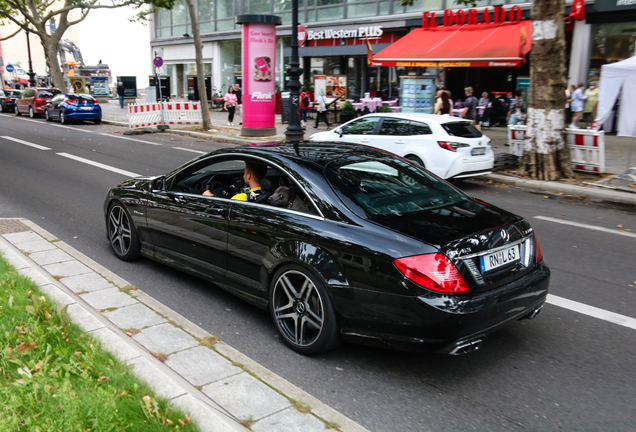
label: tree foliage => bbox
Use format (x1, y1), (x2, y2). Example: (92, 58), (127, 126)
(0, 0), (175, 87)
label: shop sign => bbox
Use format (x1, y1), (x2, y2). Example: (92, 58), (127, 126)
(307, 26), (383, 41)
(422, 6), (523, 29)
(593, 0), (636, 12)
(298, 24), (308, 47)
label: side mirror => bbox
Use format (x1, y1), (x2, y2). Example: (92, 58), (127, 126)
(338, 129), (344, 138)
(151, 176), (166, 192)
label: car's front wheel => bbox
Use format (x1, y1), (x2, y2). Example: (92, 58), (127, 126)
(45, 110), (52, 121)
(0, 103), (4, 113)
(269, 265), (340, 355)
(107, 202), (141, 261)
(60, 112), (67, 124)
(29, 106), (35, 118)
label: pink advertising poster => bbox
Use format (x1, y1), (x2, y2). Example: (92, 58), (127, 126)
(242, 22), (277, 130)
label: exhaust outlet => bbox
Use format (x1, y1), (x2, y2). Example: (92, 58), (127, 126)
(525, 305), (543, 320)
(449, 339), (482, 355)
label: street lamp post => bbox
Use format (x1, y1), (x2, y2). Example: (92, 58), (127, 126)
(25, 28), (37, 88)
(284, 0), (304, 141)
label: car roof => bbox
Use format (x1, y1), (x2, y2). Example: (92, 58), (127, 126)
(209, 141), (394, 170)
(355, 113), (472, 125)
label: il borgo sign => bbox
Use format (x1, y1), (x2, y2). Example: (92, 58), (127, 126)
(422, 6), (523, 28)
(307, 26), (383, 40)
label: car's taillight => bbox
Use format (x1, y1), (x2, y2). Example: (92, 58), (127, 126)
(4, 98), (10, 102)
(437, 141), (470, 152)
(35, 98), (45, 105)
(394, 253), (470, 294)
(93, 100), (99, 104)
(534, 232), (543, 263)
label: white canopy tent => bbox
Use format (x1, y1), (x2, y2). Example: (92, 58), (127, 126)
(595, 56), (636, 137)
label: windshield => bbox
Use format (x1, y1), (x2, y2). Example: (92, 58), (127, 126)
(442, 122), (482, 138)
(325, 156), (468, 219)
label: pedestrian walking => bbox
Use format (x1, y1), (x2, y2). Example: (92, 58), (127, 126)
(583, 81), (599, 128)
(299, 86), (311, 129)
(507, 90), (526, 125)
(434, 92), (451, 115)
(565, 84), (575, 124)
(461, 87), (478, 123)
(224, 86), (238, 125)
(570, 82), (588, 129)
(314, 91), (331, 130)
(116, 82), (126, 109)
(233, 83), (242, 125)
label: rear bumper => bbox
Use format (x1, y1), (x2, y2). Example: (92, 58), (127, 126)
(65, 109), (102, 120)
(331, 262), (550, 353)
(444, 149), (495, 179)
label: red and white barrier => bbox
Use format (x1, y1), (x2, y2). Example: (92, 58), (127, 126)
(128, 101), (202, 129)
(162, 101), (202, 126)
(128, 102), (162, 129)
(507, 125), (605, 174)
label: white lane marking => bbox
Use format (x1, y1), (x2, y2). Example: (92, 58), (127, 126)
(99, 133), (162, 146)
(535, 216), (636, 239)
(173, 147), (206, 154)
(547, 294), (636, 331)
(1, 135), (51, 150)
(56, 152), (140, 177)
(47, 123), (95, 133)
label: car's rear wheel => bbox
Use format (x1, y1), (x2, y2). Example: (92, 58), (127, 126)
(60, 112), (67, 124)
(29, 106), (35, 118)
(94, 118), (101, 125)
(0, 103), (4, 113)
(107, 202), (141, 261)
(45, 110), (52, 121)
(406, 155), (424, 167)
(15, 105), (21, 116)
(269, 265), (340, 355)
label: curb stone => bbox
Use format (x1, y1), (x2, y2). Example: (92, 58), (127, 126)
(0, 218), (370, 432)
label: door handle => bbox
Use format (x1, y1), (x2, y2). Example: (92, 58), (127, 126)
(206, 206), (223, 215)
(395, 140), (405, 144)
(172, 195), (186, 204)
(360, 139), (370, 143)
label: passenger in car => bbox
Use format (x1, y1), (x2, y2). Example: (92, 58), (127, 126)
(203, 161), (267, 202)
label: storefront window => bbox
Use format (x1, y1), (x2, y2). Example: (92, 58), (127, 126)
(379, 0), (389, 15)
(185, 63), (212, 76)
(220, 40), (241, 91)
(347, 1), (377, 18)
(250, 0), (270, 14)
(590, 22), (636, 80)
(399, 0), (442, 13)
(273, 0), (291, 12)
(217, 20), (235, 31)
(318, 6), (344, 20)
(172, 0), (188, 25)
(217, 0), (234, 19)
(198, 0), (214, 23)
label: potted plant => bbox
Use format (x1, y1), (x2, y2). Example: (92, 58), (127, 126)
(379, 103), (392, 113)
(340, 100), (356, 123)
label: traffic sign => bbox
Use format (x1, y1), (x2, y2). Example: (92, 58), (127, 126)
(153, 57), (163, 68)
(6, 64), (15, 73)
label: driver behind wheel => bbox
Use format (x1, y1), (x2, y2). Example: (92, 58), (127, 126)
(203, 161), (267, 202)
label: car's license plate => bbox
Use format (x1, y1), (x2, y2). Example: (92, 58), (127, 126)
(80, 107), (92, 110)
(480, 245), (520, 272)
(471, 147), (486, 156)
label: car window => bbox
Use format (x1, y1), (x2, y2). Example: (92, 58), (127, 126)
(0, 91), (4, 97)
(9, 90), (22, 97)
(52, 94), (65, 103)
(378, 118), (410, 136)
(325, 157), (467, 218)
(38, 89), (61, 99)
(442, 122), (482, 138)
(22, 89), (34, 98)
(410, 121), (432, 135)
(341, 117), (380, 135)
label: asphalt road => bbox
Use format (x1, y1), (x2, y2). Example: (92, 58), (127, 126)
(1, 113), (635, 432)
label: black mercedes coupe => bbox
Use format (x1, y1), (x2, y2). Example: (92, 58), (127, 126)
(104, 142), (549, 355)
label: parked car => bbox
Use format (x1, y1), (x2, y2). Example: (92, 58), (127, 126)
(104, 142), (549, 355)
(309, 113), (494, 180)
(0, 89), (22, 113)
(15, 87), (61, 117)
(45, 93), (102, 124)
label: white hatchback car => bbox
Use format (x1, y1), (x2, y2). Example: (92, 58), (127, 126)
(309, 113), (494, 179)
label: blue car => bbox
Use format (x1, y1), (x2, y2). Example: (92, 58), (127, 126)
(45, 93), (102, 124)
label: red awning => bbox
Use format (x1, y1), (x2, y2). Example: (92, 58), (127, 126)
(372, 21), (532, 67)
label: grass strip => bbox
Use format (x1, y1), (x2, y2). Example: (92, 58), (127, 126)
(0, 253), (200, 431)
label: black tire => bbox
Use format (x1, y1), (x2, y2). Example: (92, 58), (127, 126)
(0, 103), (4, 113)
(107, 202), (141, 261)
(94, 118), (101, 125)
(269, 264), (340, 355)
(60, 112), (67, 124)
(45, 109), (52, 121)
(406, 155), (424, 167)
(29, 106), (35, 118)
(15, 105), (21, 116)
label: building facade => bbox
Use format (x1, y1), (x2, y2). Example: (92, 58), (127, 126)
(149, 0), (636, 101)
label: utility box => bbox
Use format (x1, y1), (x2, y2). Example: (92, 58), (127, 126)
(145, 86), (157, 103)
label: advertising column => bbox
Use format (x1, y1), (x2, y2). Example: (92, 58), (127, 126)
(236, 15), (282, 137)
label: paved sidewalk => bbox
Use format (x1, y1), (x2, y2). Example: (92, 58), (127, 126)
(0, 218), (369, 432)
(100, 99), (636, 206)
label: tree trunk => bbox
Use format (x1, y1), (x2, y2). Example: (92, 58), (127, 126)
(185, 0), (212, 130)
(521, 0), (574, 180)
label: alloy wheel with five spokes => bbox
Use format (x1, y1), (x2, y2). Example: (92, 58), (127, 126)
(270, 266), (339, 354)
(107, 203), (140, 260)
